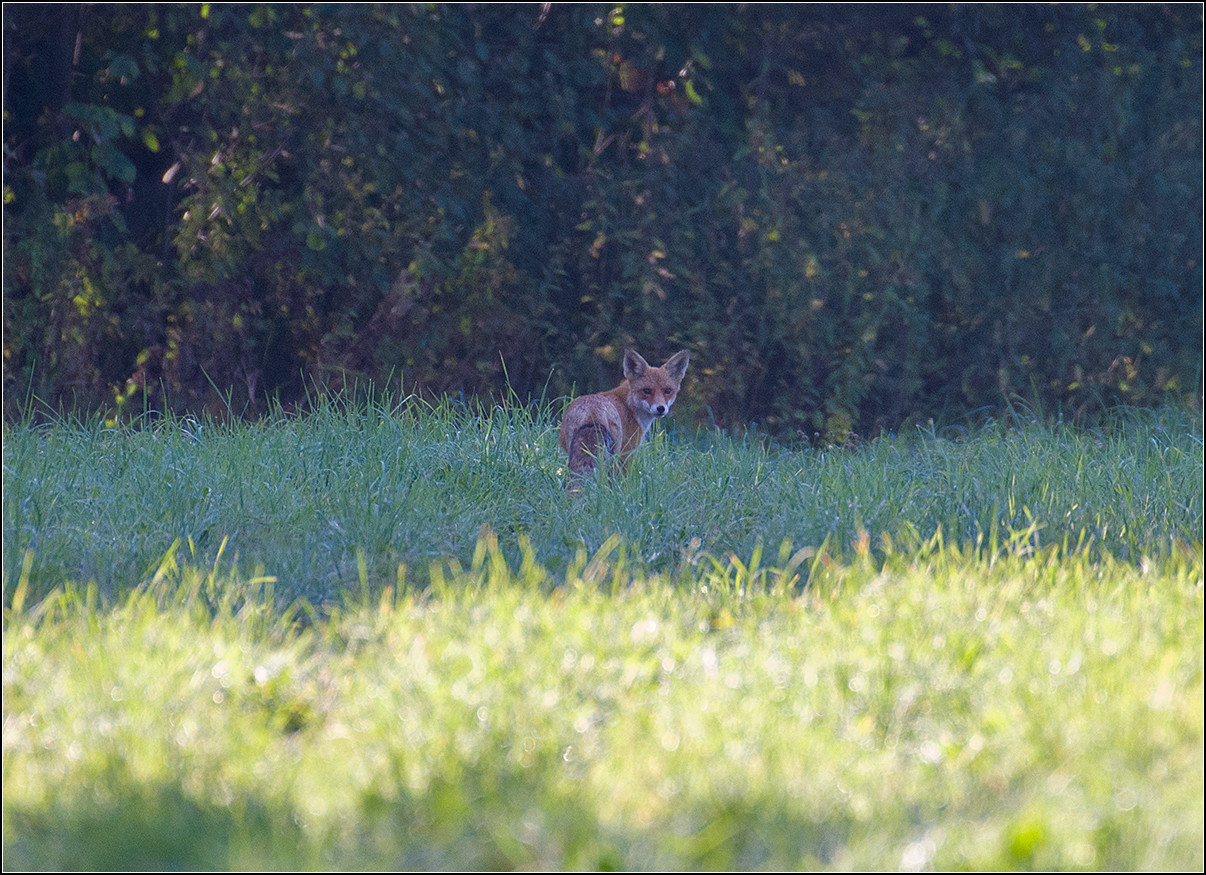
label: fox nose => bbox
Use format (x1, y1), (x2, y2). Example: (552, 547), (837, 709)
(653, 405), (666, 416)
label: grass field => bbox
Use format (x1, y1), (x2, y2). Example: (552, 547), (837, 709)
(3, 398), (1203, 869)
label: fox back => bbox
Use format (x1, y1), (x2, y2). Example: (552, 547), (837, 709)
(559, 348), (689, 487)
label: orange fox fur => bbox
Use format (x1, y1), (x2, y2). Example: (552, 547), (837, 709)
(559, 348), (690, 488)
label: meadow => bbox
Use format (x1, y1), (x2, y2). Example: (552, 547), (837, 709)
(3, 398), (1202, 869)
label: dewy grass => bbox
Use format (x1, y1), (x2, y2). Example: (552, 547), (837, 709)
(3, 534), (1201, 870)
(2, 399), (1200, 607)
(2, 400), (1203, 868)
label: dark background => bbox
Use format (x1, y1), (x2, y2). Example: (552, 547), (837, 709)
(3, 3), (1201, 438)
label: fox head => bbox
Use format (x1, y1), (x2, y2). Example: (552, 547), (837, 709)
(623, 348), (690, 422)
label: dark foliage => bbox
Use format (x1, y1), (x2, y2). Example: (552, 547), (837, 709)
(4, 3), (1201, 435)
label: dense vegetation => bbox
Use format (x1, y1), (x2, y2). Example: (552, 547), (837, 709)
(5, 540), (1201, 870)
(3, 406), (1202, 869)
(4, 4), (1201, 436)
(3, 398), (1200, 608)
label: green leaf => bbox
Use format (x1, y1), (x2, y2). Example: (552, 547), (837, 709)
(95, 142), (136, 184)
(63, 102), (97, 123)
(109, 53), (140, 81)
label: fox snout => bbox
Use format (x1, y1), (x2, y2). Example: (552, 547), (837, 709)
(636, 396), (674, 419)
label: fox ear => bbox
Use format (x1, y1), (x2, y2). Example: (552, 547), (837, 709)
(623, 349), (650, 380)
(663, 349), (690, 381)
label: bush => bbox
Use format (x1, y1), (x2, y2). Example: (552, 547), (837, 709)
(4, 4), (1201, 434)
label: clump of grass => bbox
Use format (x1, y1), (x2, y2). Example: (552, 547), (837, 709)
(4, 533), (1201, 869)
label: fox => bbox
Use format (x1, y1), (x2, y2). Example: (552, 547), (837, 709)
(559, 348), (690, 490)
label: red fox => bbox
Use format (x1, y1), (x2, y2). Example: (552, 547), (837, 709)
(559, 348), (690, 489)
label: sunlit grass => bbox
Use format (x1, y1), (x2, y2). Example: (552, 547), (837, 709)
(3, 533), (1201, 869)
(2, 400), (1203, 868)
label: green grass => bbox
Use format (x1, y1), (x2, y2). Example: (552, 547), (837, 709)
(2, 399), (1203, 869)
(3, 397), (1200, 606)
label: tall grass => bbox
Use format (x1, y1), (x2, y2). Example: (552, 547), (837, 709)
(3, 395), (1201, 607)
(3, 532), (1201, 869)
(2, 399), (1202, 869)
